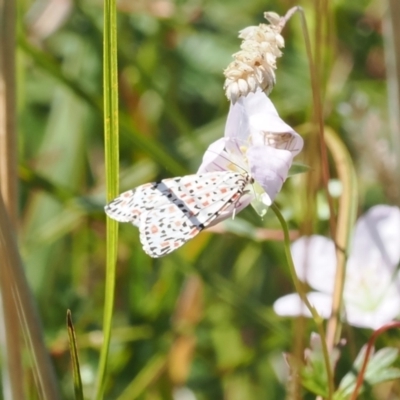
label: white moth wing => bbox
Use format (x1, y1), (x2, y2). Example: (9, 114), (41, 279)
(138, 172), (251, 257)
(104, 178), (187, 226)
(105, 171), (252, 257)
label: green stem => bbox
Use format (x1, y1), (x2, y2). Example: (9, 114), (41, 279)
(94, 0), (119, 398)
(271, 203), (334, 400)
(297, 7), (337, 239)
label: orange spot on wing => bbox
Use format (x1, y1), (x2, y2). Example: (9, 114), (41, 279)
(151, 225), (159, 234)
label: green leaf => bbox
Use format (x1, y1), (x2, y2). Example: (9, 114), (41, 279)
(67, 310), (84, 400)
(288, 162), (311, 176)
(365, 347), (399, 374)
(336, 347), (400, 399)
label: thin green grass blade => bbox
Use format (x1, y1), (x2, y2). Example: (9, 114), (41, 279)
(94, 1), (119, 398)
(67, 310), (84, 400)
(324, 127), (358, 348)
(116, 353), (167, 400)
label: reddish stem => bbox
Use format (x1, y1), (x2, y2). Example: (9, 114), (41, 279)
(350, 322), (400, 400)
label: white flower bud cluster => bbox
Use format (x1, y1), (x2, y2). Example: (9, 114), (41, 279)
(224, 12), (285, 103)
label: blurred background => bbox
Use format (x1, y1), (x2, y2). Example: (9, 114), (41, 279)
(1, 0), (400, 398)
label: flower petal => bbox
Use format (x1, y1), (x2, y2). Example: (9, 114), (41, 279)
(343, 269), (400, 329)
(273, 292), (333, 319)
(197, 138), (250, 174)
(350, 205), (400, 274)
(225, 89), (303, 156)
(197, 138), (229, 173)
(247, 145), (292, 201)
(291, 236), (337, 294)
(224, 97), (250, 142)
(344, 283), (400, 329)
(225, 90), (284, 134)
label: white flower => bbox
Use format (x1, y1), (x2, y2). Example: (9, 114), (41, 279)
(273, 205), (400, 329)
(173, 387), (197, 400)
(198, 89), (303, 220)
(224, 12), (286, 103)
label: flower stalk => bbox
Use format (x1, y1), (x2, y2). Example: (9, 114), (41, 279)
(223, 7), (299, 103)
(271, 203), (334, 400)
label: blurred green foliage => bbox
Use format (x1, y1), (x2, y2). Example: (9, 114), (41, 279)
(8, 0), (400, 398)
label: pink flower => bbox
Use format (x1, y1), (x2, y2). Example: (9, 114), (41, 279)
(273, 205), (400, 329)
(198, 89), (303, 220)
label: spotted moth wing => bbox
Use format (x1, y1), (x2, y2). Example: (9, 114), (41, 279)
(104, 181), (175, 226)
(105, 172), (247, 225)
(138, 172), (251, 257)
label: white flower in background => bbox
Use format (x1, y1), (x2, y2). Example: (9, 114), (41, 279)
(173, 387), (197, 400)
(198, 89), (303, 221)
(224, 12), (286, 103)
(273, 205), (400, 329)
